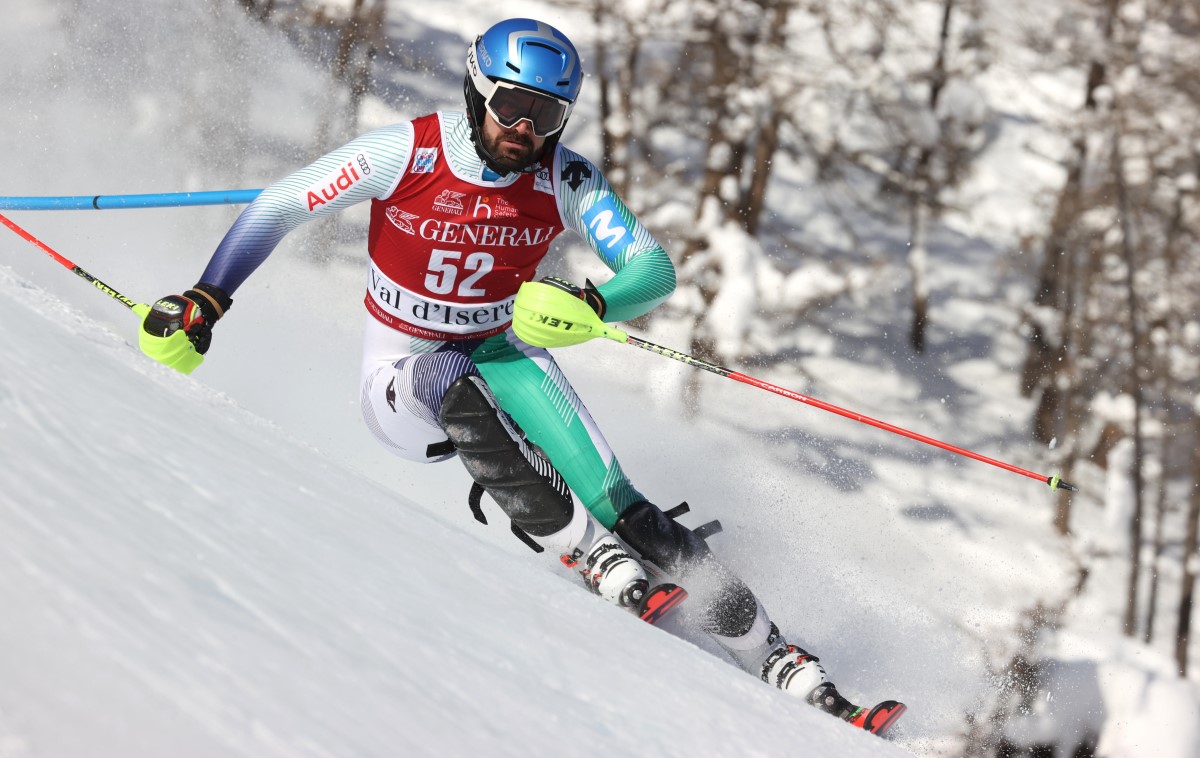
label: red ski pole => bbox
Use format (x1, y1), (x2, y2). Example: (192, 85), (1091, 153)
(0, 211), (143, 312)
(513, 281), (1079, 493)
(623, 335), (1077, 492)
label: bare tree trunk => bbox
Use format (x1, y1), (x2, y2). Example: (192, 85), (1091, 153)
(1143, 452), (1166, 644)
(1157, 185), (1196, 673)
(744, 108), (781, 238)
(907, 0), (954, 353)
(1021, 149), (1083, 405)
(681, 6), (749, 373)
(1022, 0), (1119, 415)
(1113, 131), (1148, 639)
(1027, 0), (1123, 541)
(583, 0), (645, 199)
(1144, 212), (1180, 645)
(1178, 424), (1200, 674)
(742, 1), (790, 238)
(1051, 280), (1085, 537)
(593, 1), (617, 178)
(909, 200), (930, 353)
(680, 1), (793, 371)
(611, 36), (641, 202)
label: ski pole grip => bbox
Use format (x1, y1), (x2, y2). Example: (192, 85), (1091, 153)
(512, 281), (629, 347)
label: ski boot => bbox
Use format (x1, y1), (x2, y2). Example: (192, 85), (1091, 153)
(560, 517), (688, 624)
(752, 623), (907, 737)
(562, 530), (649, 607)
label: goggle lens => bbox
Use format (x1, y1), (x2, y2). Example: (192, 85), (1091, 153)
(485, 83), (569, 137)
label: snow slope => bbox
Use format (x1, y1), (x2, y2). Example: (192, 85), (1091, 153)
(0, 267), (912, 757)
(3, 1), (1199, 756)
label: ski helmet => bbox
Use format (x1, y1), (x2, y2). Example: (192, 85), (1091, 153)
(464, 18), (583, 174)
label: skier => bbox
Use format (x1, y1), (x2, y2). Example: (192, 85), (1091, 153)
(138, 17), (903, 735)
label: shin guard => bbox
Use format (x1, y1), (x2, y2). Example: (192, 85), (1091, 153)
(439, 375), (574, 538)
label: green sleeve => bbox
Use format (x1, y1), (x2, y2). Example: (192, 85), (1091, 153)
(553, 146), (677, 323)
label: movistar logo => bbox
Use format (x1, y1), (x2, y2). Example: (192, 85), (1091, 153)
(587, 210), (627, 250)
(581, 195), (634, 265)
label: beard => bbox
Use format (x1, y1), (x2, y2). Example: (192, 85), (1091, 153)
(481, 127), (543, 173)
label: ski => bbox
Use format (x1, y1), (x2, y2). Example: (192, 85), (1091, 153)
(638, 583), (687, 625)
(848, 699), (907, 737)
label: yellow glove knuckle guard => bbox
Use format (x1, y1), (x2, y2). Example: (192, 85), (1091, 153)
(512, 281), (627, 348)
(139, 323), (204, 375)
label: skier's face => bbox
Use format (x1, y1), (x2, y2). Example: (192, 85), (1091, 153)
(480, 113), (546, 173)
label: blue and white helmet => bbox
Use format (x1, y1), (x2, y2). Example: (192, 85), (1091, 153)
(464, 18), (583, 173)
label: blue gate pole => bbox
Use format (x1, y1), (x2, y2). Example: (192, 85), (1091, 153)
(0, 189), (263, 211)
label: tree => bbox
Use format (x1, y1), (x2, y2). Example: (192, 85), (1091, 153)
(799, 0), (992, 353)
(582, 0), (996, 374)
(1018, 0), (1200, 654)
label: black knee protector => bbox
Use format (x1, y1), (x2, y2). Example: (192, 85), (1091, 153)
(614, 500), (759, 637)
(439, 375), (573, 538)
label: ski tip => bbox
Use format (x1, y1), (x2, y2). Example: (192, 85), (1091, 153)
(863, 700), (907, 737)
(638, 583), (687, 625)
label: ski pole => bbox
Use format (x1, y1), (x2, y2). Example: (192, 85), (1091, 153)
(621, 335), (1077, 491)
(0, 189), (263, 211)
(512, 281), (1079, 493)
(0, 211), (143, 312)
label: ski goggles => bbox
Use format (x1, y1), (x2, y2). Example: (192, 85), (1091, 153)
(484, 81), (571, 137)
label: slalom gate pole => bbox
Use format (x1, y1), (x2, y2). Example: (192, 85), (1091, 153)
(0, 189), (263, 211)
(623, 334), (1077, 492)
(0, 211), (142, 312)
(511, 281), (1079, 493)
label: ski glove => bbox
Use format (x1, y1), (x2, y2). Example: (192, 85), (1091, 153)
(540, 276), (606, 319)
(137, 283), (232, 375)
